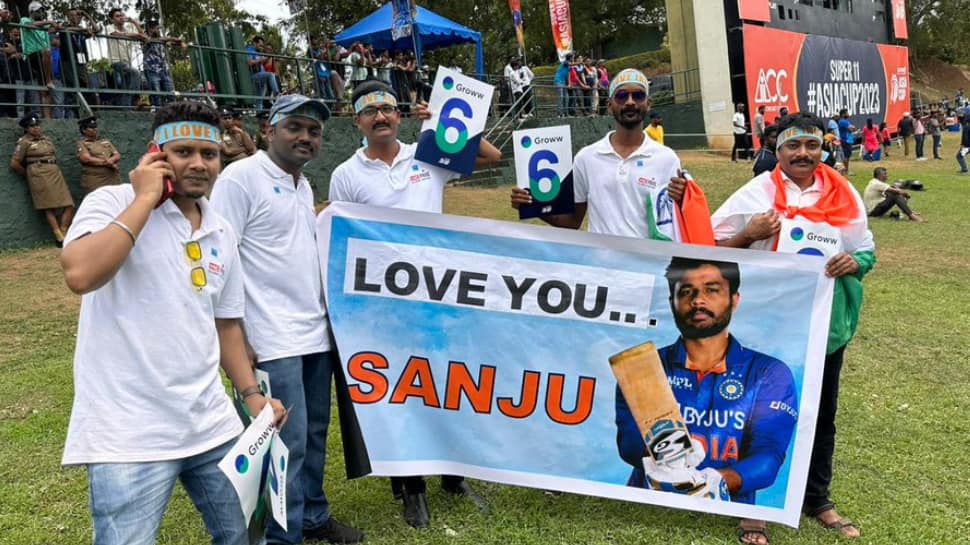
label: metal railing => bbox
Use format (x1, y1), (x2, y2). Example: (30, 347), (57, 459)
(0, 23), (701, 120)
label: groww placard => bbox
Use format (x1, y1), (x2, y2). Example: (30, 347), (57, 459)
(415, 67), (494, 176)
(513, 126), (574, 219)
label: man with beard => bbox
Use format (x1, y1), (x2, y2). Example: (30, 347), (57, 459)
(328, 79), (500, 529)
(59, 100), (286, 545)
(210, 95), (364, 545)
(510, 68), (713, 245)
(615, 256), (798, 508)
(712, 112), (872, 542)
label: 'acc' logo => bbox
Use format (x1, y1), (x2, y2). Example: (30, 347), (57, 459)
(754, 68), (789, 104)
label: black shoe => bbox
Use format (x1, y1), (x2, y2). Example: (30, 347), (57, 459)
(442, 480), (489, 512)
(304, 517), (365, 544)
(402, 492), (430, 529)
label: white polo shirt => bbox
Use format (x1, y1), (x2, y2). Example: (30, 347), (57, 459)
(711, 169), (875, 253)
(62, 185), (245, 465)
(328, 141), (459, 213)
(573, 131), (682, 238)
(210, 151), (331, 362)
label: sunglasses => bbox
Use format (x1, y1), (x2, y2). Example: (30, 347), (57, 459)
(613, 90), (647, 103)
(185, 241), (207, 289)
(359, 104), (398, 118)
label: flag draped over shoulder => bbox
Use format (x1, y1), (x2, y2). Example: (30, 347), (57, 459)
(769, 164), (859, 226)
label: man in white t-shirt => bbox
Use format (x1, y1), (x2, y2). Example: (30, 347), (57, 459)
(328, 79), (500, 529)
(210, 95), (363, 545)
(60, 101), (285, 545)
(731, 102), (751, 162)
(510, 68), (701, 242)
(106, 7), (145, 107)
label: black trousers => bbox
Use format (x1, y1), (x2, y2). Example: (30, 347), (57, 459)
(803, 345), (846, 514)
(732, 133), (751, 161)
(869, 193), (913, 218)
(391, 475), (464, 496)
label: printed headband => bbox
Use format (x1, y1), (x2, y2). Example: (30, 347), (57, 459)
(153, 121), (221, 146)
(609, 69), (650, 98)
(354, 91), (398, 114)
(776, 126), (823, 150)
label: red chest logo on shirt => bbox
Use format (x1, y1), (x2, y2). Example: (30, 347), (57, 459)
(637, 176), (657, 187)
(408, 164), (432, 184)
(208, 261), (225, 275)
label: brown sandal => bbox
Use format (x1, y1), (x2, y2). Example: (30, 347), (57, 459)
(810, 506), (860, 538)
(736, 519), (769, 545)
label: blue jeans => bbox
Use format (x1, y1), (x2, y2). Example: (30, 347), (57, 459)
(556, 84), (568, 116)
(110, 61), (142, 106)
(315, 74), (334, 102)
(87, 440), (247, 545)
(914, 134), (925, 158)
(932, 133), (942, 158)
(51, 77), (66, 119)
(957, 149), (968, 172)
(251, 71), (280, 110)
(257, 352), (334, 544)
(145, 69), (174, 107)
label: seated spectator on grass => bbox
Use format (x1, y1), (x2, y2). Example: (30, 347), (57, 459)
(864, 167), (923, 222)
(107, 8), (146, 107)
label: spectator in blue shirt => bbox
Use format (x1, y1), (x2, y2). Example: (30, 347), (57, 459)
(554, 52), (572, 117)
(308, 35), (333, 102)
(837, 109), (855, 174)
(142, 20), (183, 108)
(246, 36), (279, 110)
(49, 32), (65, 118)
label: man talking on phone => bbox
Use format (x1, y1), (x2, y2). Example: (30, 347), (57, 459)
(59, 100), (287, 545)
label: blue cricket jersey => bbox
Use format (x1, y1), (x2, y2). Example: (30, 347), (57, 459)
(615, 335), (798, 504)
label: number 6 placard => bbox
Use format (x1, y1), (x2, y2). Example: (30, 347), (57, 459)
(415, 67), (495, 176)
(512, 125), (574, 219)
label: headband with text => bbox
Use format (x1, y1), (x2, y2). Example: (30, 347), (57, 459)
(354, 91), (399, 114)
(153, 121), (221, 146)
(609, 69), (650, 98)
(776, 126), (824, 150)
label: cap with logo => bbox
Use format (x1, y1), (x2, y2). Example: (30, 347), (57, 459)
(78, 116), (97, 130)
(19, 112), (40, 128)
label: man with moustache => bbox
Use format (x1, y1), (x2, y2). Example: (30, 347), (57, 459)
(712, 112), (872, 542)
(210, 95), (363, 545)
(59, 100), (286, 545)
(615, 256), (798, 509)
(510, 68), (713, 244)
(328, 79), (500, 528)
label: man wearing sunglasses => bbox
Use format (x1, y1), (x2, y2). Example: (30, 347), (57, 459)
(328, 79), (501, 529)
(59, 100), (287, 545)
(511, 68), (713, 245)
(210, 95), (364, 545)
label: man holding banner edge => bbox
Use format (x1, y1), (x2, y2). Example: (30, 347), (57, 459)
(712, 112), (873, 541)
(328, 78), (500, 528)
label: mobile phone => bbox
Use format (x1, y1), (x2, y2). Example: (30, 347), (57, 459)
(146, 142), (174, 208)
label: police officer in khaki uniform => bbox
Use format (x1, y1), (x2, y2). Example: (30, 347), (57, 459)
(254, 110), (270, 151)
(219, 107), (256, 166)
(9, 112), (75, 243)
(76, 117), (122, 195)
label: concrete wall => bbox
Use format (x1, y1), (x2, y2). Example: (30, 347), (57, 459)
(0, 104), (706, 250)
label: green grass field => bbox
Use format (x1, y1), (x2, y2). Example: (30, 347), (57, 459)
(2, 136), (969, 545)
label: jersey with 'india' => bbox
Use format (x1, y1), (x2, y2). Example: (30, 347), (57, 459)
(615, 335), (798, 504)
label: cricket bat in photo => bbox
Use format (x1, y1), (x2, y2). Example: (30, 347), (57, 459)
(609, 341), (695, 465)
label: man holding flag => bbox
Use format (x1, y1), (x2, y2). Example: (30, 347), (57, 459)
(711, 112), (872, 543)
(510, 68), (713, 245)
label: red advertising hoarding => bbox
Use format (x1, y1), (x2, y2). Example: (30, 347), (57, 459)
(738, 0), (770, 23)
(891, 0), (908, 40)
(742, 25), (910, 132)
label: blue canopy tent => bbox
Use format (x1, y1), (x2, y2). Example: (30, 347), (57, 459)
(334, 3), (484, 76)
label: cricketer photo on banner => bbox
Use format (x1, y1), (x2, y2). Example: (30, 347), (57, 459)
(512, 125), (574, 219)
(414, 67), (494, 176)
(316, 202), (834, 527)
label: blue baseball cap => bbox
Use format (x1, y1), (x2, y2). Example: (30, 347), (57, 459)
(268, 94), (330, 126)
